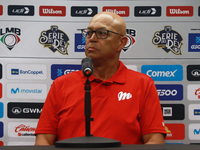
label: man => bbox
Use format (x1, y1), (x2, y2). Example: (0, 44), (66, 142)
(35, 12), (166, 145)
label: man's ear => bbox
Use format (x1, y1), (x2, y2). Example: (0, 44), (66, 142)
(118, 36), (128, 52)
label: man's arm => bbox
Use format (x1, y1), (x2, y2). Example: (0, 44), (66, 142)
(142, 133), (165, 144)
(35, 134), (57, 145)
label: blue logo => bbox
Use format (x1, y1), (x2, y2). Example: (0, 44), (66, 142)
(11, 69), (19, 75)
(156, 84), (183, 100)
(75, 33), (85, 52)
(141, 65), (183, 81)
(188, 33), (200, 52)
(0, 122), (3, 137)
(194, 109), (200, 115)
(194, 129), (200, 135)
(11, 88), (20, 94)
(0, 102), (3, 118)
(51, 64), (82, 80)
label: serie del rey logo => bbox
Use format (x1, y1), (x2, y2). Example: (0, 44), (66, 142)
(39, 25), (69, 55)
(0, 27), (21, 50)
(152, 26), (183, 55)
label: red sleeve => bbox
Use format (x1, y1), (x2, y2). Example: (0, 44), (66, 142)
(35, 81), (59, 135)
(139, 77), (166, 136)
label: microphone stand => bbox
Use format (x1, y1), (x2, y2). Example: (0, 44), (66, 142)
(55, 74), (121, 148)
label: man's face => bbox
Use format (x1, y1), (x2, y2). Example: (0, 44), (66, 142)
(85, 15), (122, 61)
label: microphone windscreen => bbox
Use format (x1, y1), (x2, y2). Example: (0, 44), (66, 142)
(81, 57), (93, 77)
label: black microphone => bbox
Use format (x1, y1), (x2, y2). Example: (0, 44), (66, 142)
(81, 57), (93, 77)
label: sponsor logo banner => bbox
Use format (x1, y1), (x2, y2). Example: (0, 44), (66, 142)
(0, 27), (21, 50)
(0, 5), (2, 15)
(7, 64), (47, 80)
(134, 6), (161, 17)
(103, 6), (129, 17)
(39, 25), (69, 55)
(0, 102), (3, 118)
(161, 104), (185, 120)
(156, 84), (183, 100)
(188, 33), (200, 52)
(152, 26), (183, 55)
(8, 122), (37, 138)
(6, 83), (47, 99)
(187, 65), (200, 81)
(189, 104), (200, 120)
(187, 84), (200, 100)
(0, 122), (3, 138)
(166, 6), (193, 17)
(75, 33), (85, 52)
(189, 124), (200, 140)
(141, 65), (183, 81)
(7, 102), (43, 119)
(0, 63), (2, 79)
(165, 124), (185, 140)
(8, 5), (34, 16)
(39, 6), (66, 16)
(71, 6), (97, 17)
(51, 64), (81, 80)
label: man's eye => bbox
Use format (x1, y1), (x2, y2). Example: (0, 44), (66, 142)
(87, 31), (92, 35)
(98, 31), (107, 35)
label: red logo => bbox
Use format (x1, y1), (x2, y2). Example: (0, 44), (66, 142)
(102, 6), (129, 17)
(39, 6), (66, 16)
(166, 6), (193, 17)
(165, 123), (185, 140)
(0, 141), (3, 146)
(0, 83), (2, 99)
(15, 124), (36, 133)
(0, 5), (3, 16)
(195, 88), (200, 99)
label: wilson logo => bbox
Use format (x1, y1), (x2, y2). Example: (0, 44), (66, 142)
(166, 6), (193, 17)
(39, 6), (66, 16)
(118, 91), (132, 101)
(103, 6), (129, 17)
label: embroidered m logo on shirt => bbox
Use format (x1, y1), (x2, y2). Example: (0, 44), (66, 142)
(118, 91), (132, 101)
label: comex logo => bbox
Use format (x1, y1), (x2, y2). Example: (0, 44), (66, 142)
(118, 91), (132, 101)
(147, 69), (177, 77)
(0, 27), (21, 50)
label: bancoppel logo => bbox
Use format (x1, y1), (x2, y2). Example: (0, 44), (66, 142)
(152, 26), (183, 55)
(0, 5), (3, 16)
(161, 104), (184, 120)
(39, 6), (66, 16)
(8, 5), (34, 16)
(103, 6), (129, 17)
(165, 124), (185, 140)
(134, 6), (161, 17)
(187, 65), (200, 81)
(71, 6), (97, 17)
(0, 27), (21, 50)
(0, 122), (3, 138)
(189, 104), (200, 120)
(156, 84), (183, 100)
(39, 25), (69, 55)
(7, 64), (47, 80)
(8, 122), (37, 138)
(0, 102), (3, 118)
(187, 84), (200, 100)
(141, 65), (183, 81)
(166, 6), (193, 17)
(123, 29), (136, 52)
(75, 33), (85, 52)
(51, 64), (81, 80)
(189, 124), (200, 140)
(7, 83), (47, 99)
(188, 33), (200, 52)
(7, 102), (43, 119)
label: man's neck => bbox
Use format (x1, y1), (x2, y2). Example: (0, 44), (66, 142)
(93, 60), (120, 81)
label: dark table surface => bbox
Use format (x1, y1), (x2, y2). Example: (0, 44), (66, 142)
(1, 144), (200, 150)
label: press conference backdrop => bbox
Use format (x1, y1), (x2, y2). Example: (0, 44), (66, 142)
(0, 0), (199, 146)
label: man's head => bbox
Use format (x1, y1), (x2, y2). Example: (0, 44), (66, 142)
(84, 12), (128, 63)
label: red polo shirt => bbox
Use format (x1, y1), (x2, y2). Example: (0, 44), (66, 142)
(35, 61), (166, 144)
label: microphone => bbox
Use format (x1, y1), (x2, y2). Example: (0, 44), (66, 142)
(81, 57), (93, 77)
